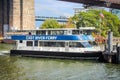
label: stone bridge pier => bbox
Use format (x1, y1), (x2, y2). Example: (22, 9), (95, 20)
(0, 0), (35, 36)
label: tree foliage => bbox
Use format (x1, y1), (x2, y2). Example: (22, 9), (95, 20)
(40, 18), (75, 29)
(40, 19), (61, 29)
(65, 18), (75, 28)
(72, 9), (120, 37)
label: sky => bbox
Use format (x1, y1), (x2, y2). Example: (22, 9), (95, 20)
(35, 0), (83, 28)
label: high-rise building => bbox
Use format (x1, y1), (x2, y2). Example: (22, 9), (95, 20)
(111, 9), (120, 18)
(74, 6), (105, 15)
(0, 0), (35, 36)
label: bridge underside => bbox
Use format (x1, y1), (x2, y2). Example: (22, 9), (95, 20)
(60, 0), (120, 9)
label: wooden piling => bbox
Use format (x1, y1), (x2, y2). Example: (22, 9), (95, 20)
(116, 47), (120, 64)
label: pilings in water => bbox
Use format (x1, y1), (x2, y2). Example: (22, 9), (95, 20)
(107, 31), (113, 63)
(102, 31), (120, 64)
(108, 31), (113, 55)
(116, 47), (120, 64)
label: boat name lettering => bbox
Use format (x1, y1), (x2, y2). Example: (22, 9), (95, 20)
(26, 36), (35, 40)
(26, 36), (57, 40)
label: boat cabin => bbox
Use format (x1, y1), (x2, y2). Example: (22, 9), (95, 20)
(11, 27), (100, 52)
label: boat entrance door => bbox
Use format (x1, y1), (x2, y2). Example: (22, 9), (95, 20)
(65, 41), (69, 52)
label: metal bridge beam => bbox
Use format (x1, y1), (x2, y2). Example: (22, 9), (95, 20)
(59, 0), (120, 9)
(35, 16), (68, 22)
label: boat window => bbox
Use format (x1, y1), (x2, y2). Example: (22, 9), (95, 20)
(89, 41), (98, 46)
(80, 30), (83, 34)
(19, 40), (23, 43)
(39, 41), (44, 46)
(41, 31), (46, 35)
(65, 42), (69, 47)
(72, 30), (79, 35)
(51, 31), (57, 35)
(81, 42), (92, 48)
(51, 30), (64, 35)
(39, 41), (65, 47)
(56, 42), (65, 47)
(36, 30), (46, 35)
(48, 31), (51, 35)
(67, 30), (72, 35)
(86, 30), (92, 35)
(69, 42), (84, 48)
(34, 40), (38, 46)
(82, 30), (92, 35)
(64, 31), (67, 35)
(36, 31), (40, 35)
(27, 41), (33, 46)
(58, 31), (64, 35)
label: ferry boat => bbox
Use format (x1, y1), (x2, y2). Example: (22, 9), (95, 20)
(10, 27), (102, 59)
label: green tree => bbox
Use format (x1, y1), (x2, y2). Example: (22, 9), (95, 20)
(72, 9), (120, 37)
(65, 18), (75, 28)
(40, 19), (61, 29)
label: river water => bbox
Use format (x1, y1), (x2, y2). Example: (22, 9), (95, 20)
(0, 43), (120, 80)
(0, 55), (120, 80)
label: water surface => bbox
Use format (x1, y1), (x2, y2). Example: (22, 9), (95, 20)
(0, 56), (120, 80)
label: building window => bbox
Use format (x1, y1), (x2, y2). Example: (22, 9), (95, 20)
(27, 41), (33, 46)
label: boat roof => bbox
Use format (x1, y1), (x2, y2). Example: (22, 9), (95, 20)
(11, 27), (95, 32)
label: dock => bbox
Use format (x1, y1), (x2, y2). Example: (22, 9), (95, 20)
(99, 31), (120, 64)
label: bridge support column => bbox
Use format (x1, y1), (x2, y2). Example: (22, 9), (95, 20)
(0, 0), (10, 37)
(0, 0), (35, 38)
(10, 0), (35, 30)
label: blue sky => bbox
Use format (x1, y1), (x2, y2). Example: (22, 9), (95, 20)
(35, 0), (83, 28)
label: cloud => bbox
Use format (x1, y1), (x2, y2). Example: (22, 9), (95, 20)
(35, 0), (83, 16)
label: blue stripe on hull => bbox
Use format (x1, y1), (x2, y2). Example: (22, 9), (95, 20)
(11, 35), (94, 41)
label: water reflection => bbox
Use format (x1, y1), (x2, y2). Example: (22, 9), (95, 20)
(104, 64), (120, 80)
(0, 56), (24, 80)
(0, 56), (120, 80)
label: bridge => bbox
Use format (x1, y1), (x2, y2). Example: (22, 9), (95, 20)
(59, 0), (120, 9)
(35, 16), (68, 22)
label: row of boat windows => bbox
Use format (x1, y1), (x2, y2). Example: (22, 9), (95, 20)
(20, 41), (91, 48)
(36, 30), (92, 35)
